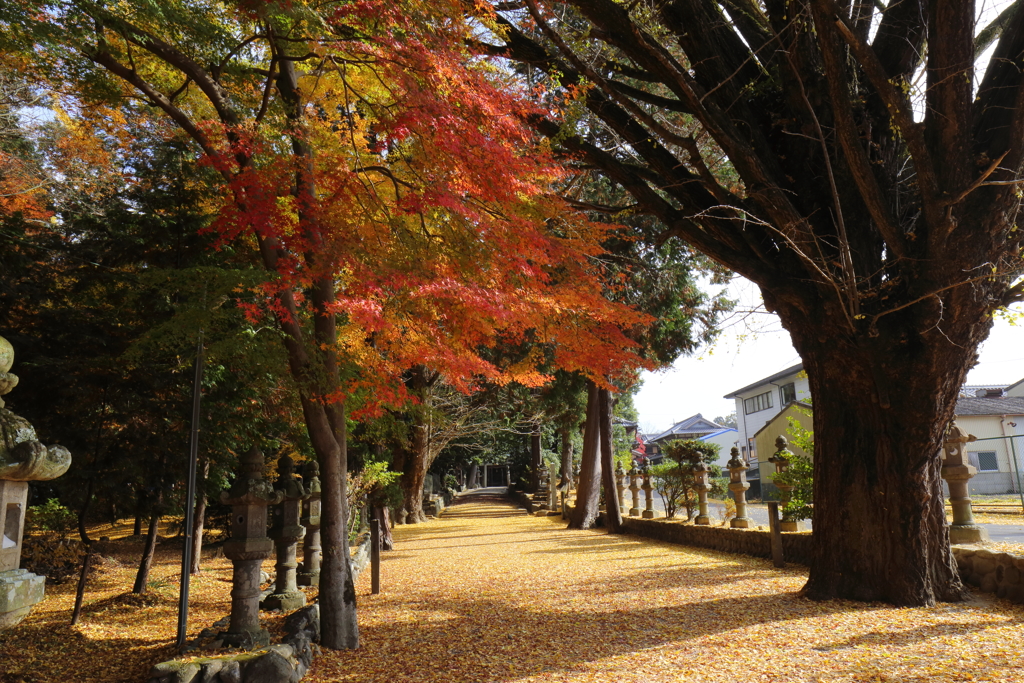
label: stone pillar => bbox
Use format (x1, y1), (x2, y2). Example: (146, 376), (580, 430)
(942, 422), (990, 544)
(727, 447), (751, 529)
(693, 461), (711, 525)
(615, 463), (628, 514)
(769, 436), (802, 532)
(628, 467), (641, 517)
(642, 464), (656, 519)
(0, 335), (72, 630)
(262, 454), (309, 611)
(220, 446), (282, 648)
(547, 462), (559, 511)
(297, 460), (322, 587)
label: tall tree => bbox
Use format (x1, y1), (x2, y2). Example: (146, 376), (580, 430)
(488, 0), (1024, 604)
(5, 0), (653, 644)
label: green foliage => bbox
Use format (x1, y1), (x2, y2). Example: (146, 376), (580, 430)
(772, 415), (814, 522)
(26, 498), (76, 540)
(652, 439), (721, 520)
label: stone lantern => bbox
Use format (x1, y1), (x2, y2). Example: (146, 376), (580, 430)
(0, 335), (72, 630)
(628, 466), (641, 517)
(769, 435), (802, 532)
(219, 446), (283, 648)
(547, 462), (559, 511)
(641, 462), (656, 519)
(296, 460), (322, 588)
(262, 454), (309, 611)
(692, 460), (711, 525)
(942, 422), (989, 544)
(615, 462), (628, 514)
(727, 447), (751, 528)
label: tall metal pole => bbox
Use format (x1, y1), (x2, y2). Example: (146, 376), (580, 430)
(177, 330), (204, 651)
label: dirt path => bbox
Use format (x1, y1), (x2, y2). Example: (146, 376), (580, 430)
(310, 491), (1024, 683)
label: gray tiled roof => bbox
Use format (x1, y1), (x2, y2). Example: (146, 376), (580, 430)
(955, 397), (1024, 416)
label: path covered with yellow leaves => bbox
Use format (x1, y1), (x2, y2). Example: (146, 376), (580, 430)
(312, 489), (1024, 683)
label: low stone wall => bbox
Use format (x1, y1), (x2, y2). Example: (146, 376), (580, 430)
(621, 517), (814, 566)
(953, 547), (1024, 603)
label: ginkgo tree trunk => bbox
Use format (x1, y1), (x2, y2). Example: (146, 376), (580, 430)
(490, 0), (1024, 605)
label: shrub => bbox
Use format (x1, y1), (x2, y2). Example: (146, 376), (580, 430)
(652, 440), (721, 520)
(26, 498), (76, 540)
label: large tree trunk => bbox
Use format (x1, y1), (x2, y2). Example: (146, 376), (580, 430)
(598, 387), (622, 533)
(316, 400), (359, 650)
(401, 425), (429, 524)
(568, 380), (601, 529)
(132, 512), (160, 594)
(783, 302), (978, 605)
(189, 460), (210, 575)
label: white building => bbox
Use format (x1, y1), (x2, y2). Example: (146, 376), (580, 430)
(723, 363), (810, 467)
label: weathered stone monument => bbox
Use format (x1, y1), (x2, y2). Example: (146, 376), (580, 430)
(547, 462), (559, 512)
(628, 466), (641, 517)
(0, 335), (72, 629)
(693, 460), (711, 525)
(615, 462), (628, 515)
(769, 436), (802, 532)
(262, 454), (309, 611)
(727, 447), (751, 529)
(219, 446), (282, 648)
(942, 422), (989, 545)
(296, 460), (322, 588)
(642, 463), (656, 519)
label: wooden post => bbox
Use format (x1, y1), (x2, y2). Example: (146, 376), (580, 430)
(370, 518), (381, 595)
(767, 502), (785, 568)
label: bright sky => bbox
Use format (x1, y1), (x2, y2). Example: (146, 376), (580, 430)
(634, 278), (1024, 435)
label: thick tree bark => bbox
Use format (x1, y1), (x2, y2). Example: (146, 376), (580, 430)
(568, 380), (601, 529)
(317, 401), (359, 650)
(598, 387), (622, 533)
(780, 314), (974, 605)
(401, 425), (429, 524)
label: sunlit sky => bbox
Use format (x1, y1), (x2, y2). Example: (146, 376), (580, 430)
(633, 278), (1024, 435)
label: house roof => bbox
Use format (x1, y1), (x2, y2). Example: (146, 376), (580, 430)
(650, 413), (725, 442)
(752, 401), (813, 439)
(699, 428), (738, 440)
(955, 396), (1024, 416)
(723, 363), (805, 399)
(1007, 377), (1024, 395)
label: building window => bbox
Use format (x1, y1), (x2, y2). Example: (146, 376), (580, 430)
(748, 438), (756, 458)
(779, 382), (796, 405)
(972, 451), (999, 472)
(743, 391), (773, 414)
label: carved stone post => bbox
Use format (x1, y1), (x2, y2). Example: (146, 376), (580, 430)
(220, 447), (282, 648)
(629, 467), (641, 517)
(642, 464), (656, 519)
(693, 461), (711, 525)
(769, 436), (802, 532)
(942, 422), (990, 544)
(727, 447), (751, 529)
(547, 462), (559, 511)
(0, 336), (72, 630)
(615, 462), (628, 514)
(297, 460), (322, 587)
(262, 454), (309, 611)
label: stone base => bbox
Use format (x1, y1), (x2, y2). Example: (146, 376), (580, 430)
(949, 524), (991, 545)
(629, 508), (640, 517)
(780, 520), (803, 532)
(219, 627), (270, 650)
(731, 518), (751, 529)
(261, 591), (306, 612)
(0, 569), (45, 630)
(695, 515), (710, 526)
(533, 508), (550, 516)
(642, 510), (655, 519)
(296, 572), (319, 587)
